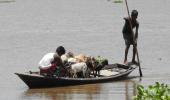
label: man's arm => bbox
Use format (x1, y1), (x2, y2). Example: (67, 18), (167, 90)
(53, 53), (63, 66)
(135, 22), (139, 40)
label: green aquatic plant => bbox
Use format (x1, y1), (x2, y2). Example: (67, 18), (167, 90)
(134, 82), (170, 100)
(0, 0), (15, 3)
(113, 0), (123, 3)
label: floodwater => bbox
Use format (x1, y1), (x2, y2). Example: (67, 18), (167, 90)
(0, 0), (170, 100)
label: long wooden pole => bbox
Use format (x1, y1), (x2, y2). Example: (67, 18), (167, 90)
(124, 0), (143, 77)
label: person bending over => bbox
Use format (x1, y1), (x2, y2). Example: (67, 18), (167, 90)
(38, 46), (66, 76)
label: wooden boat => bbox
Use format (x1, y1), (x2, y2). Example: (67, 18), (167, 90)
(15, 63), (136, 88)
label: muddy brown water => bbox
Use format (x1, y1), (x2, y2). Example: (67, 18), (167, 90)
(0, 0), (170, 100)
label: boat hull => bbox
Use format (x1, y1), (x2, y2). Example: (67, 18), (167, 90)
(15, 63), (135, 88)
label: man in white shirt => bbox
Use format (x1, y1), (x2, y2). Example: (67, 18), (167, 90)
(39, 46), (66, 75)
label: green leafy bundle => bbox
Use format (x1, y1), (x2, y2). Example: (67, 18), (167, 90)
(134, 82), (170, 100)
(95, 56), (108, 65)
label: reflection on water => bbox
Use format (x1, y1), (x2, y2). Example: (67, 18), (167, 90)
(22, 78), (139, 100)
(24, 84), (101, 100)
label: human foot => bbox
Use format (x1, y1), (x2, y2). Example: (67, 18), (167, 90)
(123, 60), (128, 65)
(131, 60), (139, 65)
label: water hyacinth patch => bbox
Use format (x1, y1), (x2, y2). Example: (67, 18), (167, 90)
(134, 82), (170, 100)
(113, 0), (123, 3)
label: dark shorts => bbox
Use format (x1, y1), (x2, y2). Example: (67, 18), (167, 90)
(123, 33), (134, 46)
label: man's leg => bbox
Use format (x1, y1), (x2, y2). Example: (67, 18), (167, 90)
(124, 44), (130, 64)
(132, 44), (137, 64)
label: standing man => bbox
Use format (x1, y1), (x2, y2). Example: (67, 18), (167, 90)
(122, 10), (139, 64)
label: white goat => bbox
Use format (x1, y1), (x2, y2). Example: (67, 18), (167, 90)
(68, 57), (77, 63)
(61, 52), (75, 63)
(61, 54), (68, 63)
(70, 62), (88, 78)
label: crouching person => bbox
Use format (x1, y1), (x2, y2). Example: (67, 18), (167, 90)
(38, 46), (66, 76)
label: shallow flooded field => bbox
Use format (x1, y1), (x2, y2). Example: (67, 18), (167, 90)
(0, 0), (170, 100)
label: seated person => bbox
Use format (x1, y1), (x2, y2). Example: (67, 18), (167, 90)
(38, 46), (66, 76)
